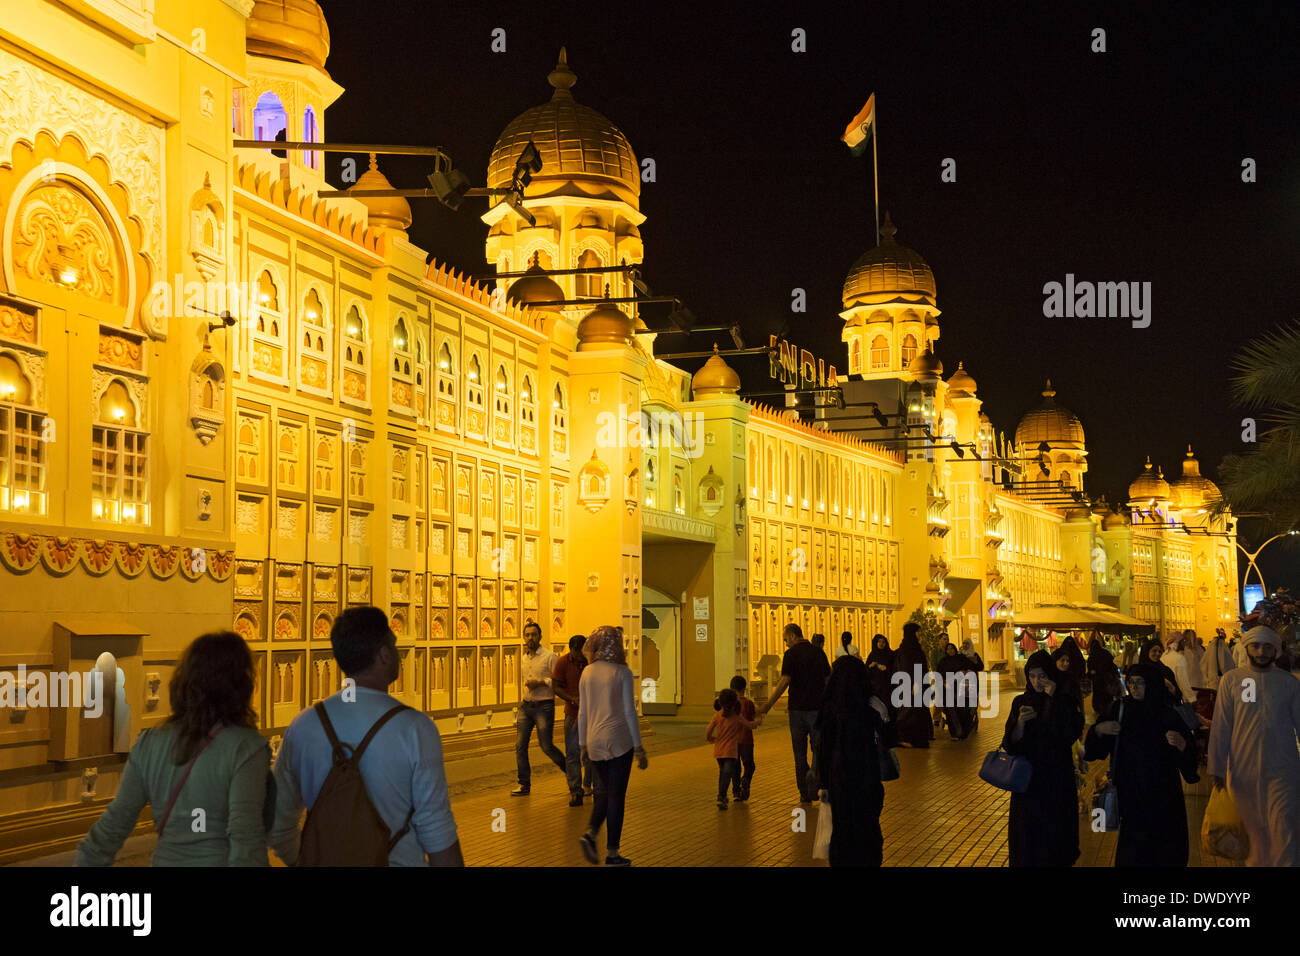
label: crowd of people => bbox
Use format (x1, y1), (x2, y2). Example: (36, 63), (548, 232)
(73, 607), (1300, 869)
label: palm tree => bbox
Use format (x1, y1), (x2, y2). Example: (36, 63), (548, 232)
(1217, 319), (1300, 531)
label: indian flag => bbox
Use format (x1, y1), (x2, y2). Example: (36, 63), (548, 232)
(841, 94), (875, 157)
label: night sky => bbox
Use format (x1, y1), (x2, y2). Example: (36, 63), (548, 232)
(315, 0), (1300, 587)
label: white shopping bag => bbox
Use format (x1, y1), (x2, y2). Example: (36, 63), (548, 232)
(812, 792), (832, 860)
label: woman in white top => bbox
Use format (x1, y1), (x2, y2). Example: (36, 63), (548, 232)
(577, 625), (648, 867)
(834, 630), (860, 660)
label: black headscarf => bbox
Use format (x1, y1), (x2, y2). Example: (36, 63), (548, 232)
(1137, 638), (1182, 701)
(938, 642), (966, 674)
(1022, 649), (1057, 706)
(895, 628), (926, 675)
(1086, 637), (1115, 675)
(817, 655), (879, 777)
(867, 634), (894, 668)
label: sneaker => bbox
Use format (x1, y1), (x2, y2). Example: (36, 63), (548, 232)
(734, 793), (748, 803)
(604, 855), (631, 867)
(579, 832), (598, 865)
(568, 794), (583, 807)
(717, 799), (728, 810)
(510, 785), (530, 796)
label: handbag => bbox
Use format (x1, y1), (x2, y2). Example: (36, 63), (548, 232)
(812, 794), (833, 860)
(1090, 702), (1123, 832)
(1174, 701), (1199, 733)
(979, 746), (1032, 793)
(878, 741), (901, 782)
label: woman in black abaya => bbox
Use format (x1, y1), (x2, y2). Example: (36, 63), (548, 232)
(892, 624), (932, 748)
(1138, 637), (1184, 703)
(1002, 650), (1084, 866)
(865, 634), (895, 709)
(814, 654), (888, 866)
(1083, 662), (1198, 866)
(1086, 637), (1123, 719)
(938, 643), (976, 739)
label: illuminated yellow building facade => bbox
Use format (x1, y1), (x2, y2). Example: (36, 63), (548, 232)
(0, 0), (1238, 859)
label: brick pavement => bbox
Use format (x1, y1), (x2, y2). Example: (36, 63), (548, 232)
(16, 686), (1238, 867)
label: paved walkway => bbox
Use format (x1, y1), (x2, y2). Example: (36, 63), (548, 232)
(20, 686), (1237, 867)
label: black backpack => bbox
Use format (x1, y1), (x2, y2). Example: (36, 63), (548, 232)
(296, 703), (414, 866)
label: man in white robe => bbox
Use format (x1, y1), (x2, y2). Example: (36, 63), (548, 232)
(1163, 634), (1197, 704)
(1208, 625), (1300, 866)
(1202, 629), (1236, 688)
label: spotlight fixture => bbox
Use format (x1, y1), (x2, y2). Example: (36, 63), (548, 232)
(428, 166), (471, 210)
(502, 188), (535, 227)
(512, 140), (542, 191)
(950, 441), (965, 458)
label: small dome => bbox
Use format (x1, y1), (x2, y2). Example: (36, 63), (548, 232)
(842, 213), (937, 310)
(946, 361), (977, 395)
(487, 49), (639, 203)
(908, 346), (943, 381)
(692, 344), (741, 397)
(350, 156), (411, 232)
(1016, 379), (1085, 449)
(246, 0), (330, 71)
(576, 295), (634, 350)
(506, 253), (565, 308)
(1128, 457), (1171, 502)
(1170, 445), (1222, 509)
(1102, 509), (1129, 530)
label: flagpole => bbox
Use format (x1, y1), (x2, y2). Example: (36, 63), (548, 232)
(872, 104), (880, 247)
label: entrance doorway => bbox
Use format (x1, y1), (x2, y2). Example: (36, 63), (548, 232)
(641, 586), (681, 714)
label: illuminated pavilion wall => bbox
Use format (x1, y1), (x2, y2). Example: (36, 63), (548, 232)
(0, 0), (1241, 860)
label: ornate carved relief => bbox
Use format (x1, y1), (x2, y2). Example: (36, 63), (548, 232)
(0, 50), (163, 291)
(13, 183), (122, 303)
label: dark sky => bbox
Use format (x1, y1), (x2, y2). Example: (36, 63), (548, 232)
(315, 0), (1300, 588)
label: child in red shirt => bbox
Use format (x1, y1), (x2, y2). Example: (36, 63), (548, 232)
(731, 676), (757, 801)
(707, 688), (757, 810)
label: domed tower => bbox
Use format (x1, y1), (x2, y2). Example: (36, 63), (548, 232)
(1014, 380), (1088, 499)
(840, 213), (940, 380)
(1169, 445), (1223, 514)
(238, 0), (343, 175)
(349, 154), (412, 238)
(484, 49), (646, 321)
(1127, 457), (1172, 521)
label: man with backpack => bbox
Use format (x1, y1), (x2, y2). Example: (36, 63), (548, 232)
(270, 606), (463, 866)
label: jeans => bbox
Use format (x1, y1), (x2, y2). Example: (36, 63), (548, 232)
(563, 712), (593, 795)
(737, 742), (755, 798)
(788, 709), (820, 800)
(717, 757), (741, 802)
(515, 699), (565, 788)
(588, 748), (635, 853)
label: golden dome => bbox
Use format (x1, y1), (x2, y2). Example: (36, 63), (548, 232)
(1170, 445), (1222, 509)
(576, 295), (634, 350)
(1128, 457), (1171, 502)
(842, 213), (937, 310)
(506, 253), (565, 308)
(350, 156), (411, 232)
(692, 345), (742, 397)
(908, 346), (943, 380)
(946, 361), (977, 395)
(1102, 509), (1129, 530)
(246, 0), (330, 71)
(1015, 380), (1085, 449)
(487, 49), (639, 202)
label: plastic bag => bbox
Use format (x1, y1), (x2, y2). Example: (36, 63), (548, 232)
(812, 793), (833, 860)
(1201, 785), (1250, 861)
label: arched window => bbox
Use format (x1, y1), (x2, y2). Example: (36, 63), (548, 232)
(251, 268), (286, 381)
(551, 383), (567, 455)
(341, 304), (368, 403)
(253, 91), (287, 144)
(466, 355), (484, 408)
(782, 451), (792, 505)
(91, 379), (148, 524)
(850, 339), (862, 374)
(575, 249), (603, 299)
(436, 342), (456, 400)
(870, 335), (889, 370)
(298, 287), (330, 394)
(798, 453), (808, 509)
(414, 330), (429, 422)
(814, 459), (824, 512)
(520, 374), (536, 426)
(493, 364), (513, 446)
(900, 334), (918, 366)
(765, 447), (775, 502)
(0, 353), (47, 515)
(828, 463), (838, 515)
(303, 106), (318, 169)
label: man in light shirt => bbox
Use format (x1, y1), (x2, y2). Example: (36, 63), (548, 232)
(513, 620), (566, 796)
(270, 606), (462, 866)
